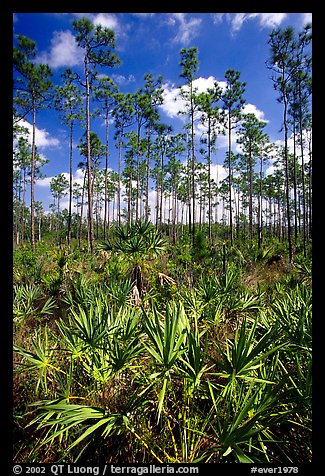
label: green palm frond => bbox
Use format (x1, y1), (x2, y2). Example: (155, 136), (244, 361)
(143, 301), (188, 421)
(31, 401), (122, 461)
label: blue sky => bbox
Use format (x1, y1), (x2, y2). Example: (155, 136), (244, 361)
(13, 12), (312, 215)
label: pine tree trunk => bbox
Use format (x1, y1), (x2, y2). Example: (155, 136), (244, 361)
(145, 125), (151, 221)
(190, 86), (196, 244)
(79, 172), (86, 248)
(68, 124), (73, 246)
(134, 264), (143, 297)
(283, 93), (293, 263)
(298, 80), (307, 257)
(228, 111), (233, 247)
(208, 120), (212, 241)
(30, 101), (36, 253)
(117, 134), (123, 226)
(249, 145), (253, 242)
(104, 110), (109, 240)
(85, 57), (95, 253)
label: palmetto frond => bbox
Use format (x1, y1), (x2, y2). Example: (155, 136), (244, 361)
(99, 220), (167, 260)
(97, 220), (168, 298)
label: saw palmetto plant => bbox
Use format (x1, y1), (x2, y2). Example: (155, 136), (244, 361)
(98, 220), (168, 298)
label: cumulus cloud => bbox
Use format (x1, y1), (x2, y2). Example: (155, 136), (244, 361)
(160, 78), (268, 158)
(36, 170), (80, 212)
(36, 172), (70, 188)
(71, 12), (122, 34)
(36, 13), (125, 69)
(193, 76), (227, 94)
(242, 103), (268, 122)
(17, 119), (60, 149)
(93, 13), (120, 31)
(160, 76), (226, 119)
(74, 168), (87, 182)
(92, 13), (128, 42)
(37, 30), (83, 68)
(36, 176), (54, 188)
(160, 81), (185, 119)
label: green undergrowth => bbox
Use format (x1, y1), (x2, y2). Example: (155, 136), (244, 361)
(13, 235), (312, 464)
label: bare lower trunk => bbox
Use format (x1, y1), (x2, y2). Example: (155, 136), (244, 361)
(134, 264), (143, 298)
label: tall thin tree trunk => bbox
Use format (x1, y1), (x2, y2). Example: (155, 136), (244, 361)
(79, 172), (86, 248)
(117, 132), (123, 225)
(298, 82), (307, 257)
(308, 134), (312, 238)
(258, 158), (263, 249)
(85, 57), (94, 253)
(159, 154), (164, 231)
(15, 174), (21, 246)
(136, 123), (141, 222)
(145, 125), (151, 221)
(187, 154), (192, 239)
(155, 175), (159, 228)
(292, 126), (298, 245)
(22, 169), (26, 245)
(228, 111), (233, 247)
(104, 109), (109, 240)
(249, 145), (253, 242)
(68, 124), (73, 246)
(283, 93), (293, 263)
(56, 198), (60, 243)
(30, 101), (36, 253)
(207, 120), (212, 241)
(38, 215), (41, 242)
(190, 87), (196, 244)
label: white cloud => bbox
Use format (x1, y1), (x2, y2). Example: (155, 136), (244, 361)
(36, 171), (81, 212)
(210, 163), (228, 183)
(75, 168), (87, 182)
(167, 13), (202, 45)
(160, 79), (268, 157)
(93, 13), (120, 31)
(37, 30), (83, 68)
(36, 176), (53, 188)
(91, 13), (128, 42)
(112, 73), (136, 85)
(36, 172), (70, 188)
(34, 13), (128, 68)
(160, 81), (185, 119)
(265, 164), (277, 176)
(212, 14), (225, 25)
(17, 119), (60, 149)
(264, 130), (311, 177)
(272, 133), (310, 159)
(251, 13), (287, 29)
(300, 13), (312, 26)
(212, 13), (287, 34)
(192, 76), (227, 94)
(242, 103), (268, 122)
(160, 76), (226, 119)
(231, 13), (252, 33)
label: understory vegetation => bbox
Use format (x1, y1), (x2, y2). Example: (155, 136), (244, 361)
(13, 223), (312, 464)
